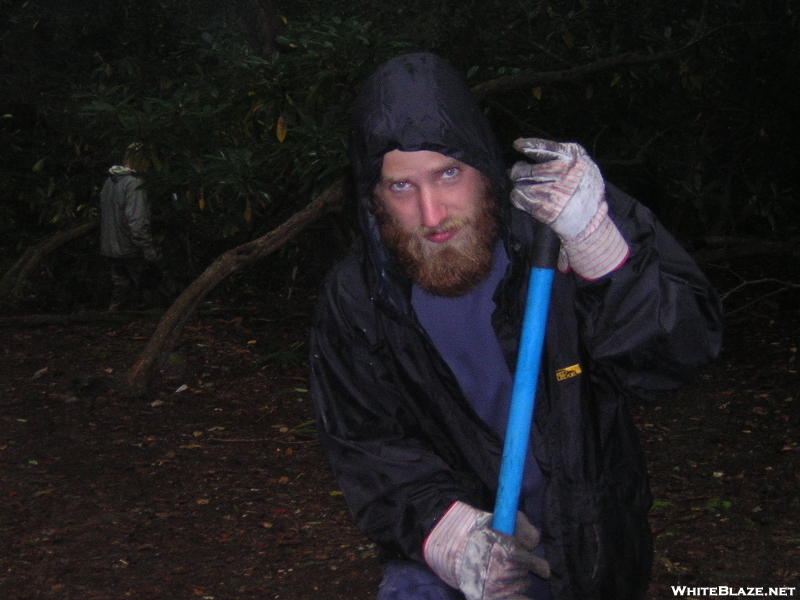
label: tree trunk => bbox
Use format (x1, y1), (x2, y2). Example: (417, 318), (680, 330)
(0, 218), (99, 301)
(230, 0), (282, 55)
(125, 177), (346, 395)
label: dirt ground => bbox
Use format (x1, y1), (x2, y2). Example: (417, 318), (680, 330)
(1, 257), (798, 599)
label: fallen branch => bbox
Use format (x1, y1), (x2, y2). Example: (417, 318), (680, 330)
(0, 310), (159, 328)
(124, 177), (346, 395)
(0, 218), (99, 301)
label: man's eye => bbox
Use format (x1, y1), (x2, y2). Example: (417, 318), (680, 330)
(390, 182), (410, 192)
(442, 167), (460, 179)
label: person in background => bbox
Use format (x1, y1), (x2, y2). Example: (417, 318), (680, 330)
(99, 143), (158, 311)
(309, 52), (723, 600)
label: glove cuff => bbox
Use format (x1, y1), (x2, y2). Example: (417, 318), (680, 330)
(422, 501), (482, 590)
(561, 201), (629, 280)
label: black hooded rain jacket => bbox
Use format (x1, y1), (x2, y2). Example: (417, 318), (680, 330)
(309, 53), (723, 600)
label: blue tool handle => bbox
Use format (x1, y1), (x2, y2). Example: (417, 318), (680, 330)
(491, 266), (554, 534)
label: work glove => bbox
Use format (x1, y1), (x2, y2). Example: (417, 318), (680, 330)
(142, 247), (157, 262)
(423, 501), (550, 600)
(510, 138), (629, 280)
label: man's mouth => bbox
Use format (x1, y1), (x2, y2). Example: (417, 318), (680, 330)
(424, 229), (458, 244)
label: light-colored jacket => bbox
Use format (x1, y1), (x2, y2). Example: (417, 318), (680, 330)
(99, 166), (153, 258)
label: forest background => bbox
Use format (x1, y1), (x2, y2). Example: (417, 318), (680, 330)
(2, 2), (800, 598)
(1, 0), (798, 321)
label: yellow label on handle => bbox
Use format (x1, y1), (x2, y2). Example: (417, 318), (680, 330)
(556, 364), (582, 381)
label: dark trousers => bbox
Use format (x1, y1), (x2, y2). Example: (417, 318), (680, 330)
(376, 561), (464, 600)
(107, 256), (160, 310)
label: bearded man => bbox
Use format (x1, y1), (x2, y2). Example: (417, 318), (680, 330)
(309, 52), (723, 600)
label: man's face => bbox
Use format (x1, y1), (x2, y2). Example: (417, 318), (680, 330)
(373, 149), (499, 297)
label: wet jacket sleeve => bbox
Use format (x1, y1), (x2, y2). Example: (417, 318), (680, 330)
(309, 259), (488, 561)
(574, 184), (723, 397)
(123, 177), (154, 251)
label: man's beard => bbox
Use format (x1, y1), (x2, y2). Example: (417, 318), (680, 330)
(372, 182), (500, 297)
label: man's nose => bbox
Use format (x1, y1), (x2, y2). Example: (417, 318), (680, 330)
(419, 188), (447, 229)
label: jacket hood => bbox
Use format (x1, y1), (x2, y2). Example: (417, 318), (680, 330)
(349, 52), (508, 201)
(348, 53), (510, 312)
(108, 165), (135, 176)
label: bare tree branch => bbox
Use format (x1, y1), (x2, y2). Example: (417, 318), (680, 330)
(707, 262), (800, 317)
(0, 218), (99, 301)
(124, 177), (346, 395)
(724, 284), (799, 317)
(692, 236), (800, 262)
(595, 130), (669, 167)
(720, 277), (800, 302)
(470, 24), (721, 103)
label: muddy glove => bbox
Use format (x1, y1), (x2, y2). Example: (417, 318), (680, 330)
(423, 501), (550, 600)
(510, 138), (629, 280)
